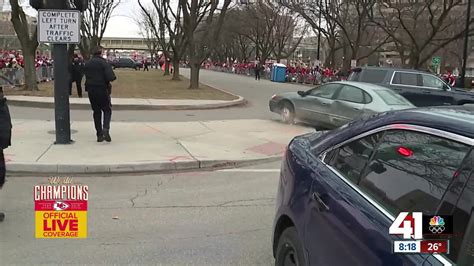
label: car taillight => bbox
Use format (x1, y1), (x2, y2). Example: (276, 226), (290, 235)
(397, 146), (413, 157)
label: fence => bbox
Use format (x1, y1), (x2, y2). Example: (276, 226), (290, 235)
(206, 65), (346, 85)
(207, 66), (272, 80)
(0, 66), (54, 87)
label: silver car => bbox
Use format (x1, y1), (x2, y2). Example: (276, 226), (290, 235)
(269, 81), (414, 128)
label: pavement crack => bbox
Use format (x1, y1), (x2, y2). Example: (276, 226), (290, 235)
(175, 228), (269, 241)
(35, 143), (53, 162)
(218, 197), (275, 207)
(130, 203), (274, 209)
(198, 121), (212, 131)
(129, 188), (148, 208)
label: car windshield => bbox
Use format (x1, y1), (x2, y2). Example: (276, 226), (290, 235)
(375, 89), (412, 105)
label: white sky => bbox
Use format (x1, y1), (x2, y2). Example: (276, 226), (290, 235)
(2, 0), (155, 38)
(104, 0), (154, 38)
(3, 0), (243, 38)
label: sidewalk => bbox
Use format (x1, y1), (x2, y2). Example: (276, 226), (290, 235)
(6, 95), (246, 110)
(5, 119), (314, 174)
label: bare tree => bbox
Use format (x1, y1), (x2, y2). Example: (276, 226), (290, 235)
(80, 0), (121, 59)
(180, 0), (232, 89)
(135, 7), (159, 70)
(214, 8), (255, 63)
(9, 0), (38, 90)
(369, 0), (474, 69)
(270, 4), (306, 63)
(282, 0), (342, 67)
(139, 0), (187, 80)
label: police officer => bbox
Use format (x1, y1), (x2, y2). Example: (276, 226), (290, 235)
(69, 54), (84, 98)
(0, 86), (12, 222)
(83, 46), (116, 142)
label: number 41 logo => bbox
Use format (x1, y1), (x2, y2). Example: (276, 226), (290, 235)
(389, 212), (423, 239)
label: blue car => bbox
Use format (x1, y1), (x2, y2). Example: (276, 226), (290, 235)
(273, 105), (474, 266)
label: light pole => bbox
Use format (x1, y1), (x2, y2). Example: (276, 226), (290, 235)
(460, 0), (472, 88)
(30, 0), (89, 144)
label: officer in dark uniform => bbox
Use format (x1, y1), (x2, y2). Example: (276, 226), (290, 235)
(83, 46), (116, 142)
(0, 86), (12, 222)
(69, 54), (84, 97)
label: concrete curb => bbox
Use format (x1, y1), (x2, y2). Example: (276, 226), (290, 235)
(6, 156), (282, 175)
(6, 82), (247, 110)
(7, 95), (247, 111)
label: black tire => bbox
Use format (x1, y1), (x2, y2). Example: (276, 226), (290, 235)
(280, 102), (295, 124)
(275, 227), (306, 266)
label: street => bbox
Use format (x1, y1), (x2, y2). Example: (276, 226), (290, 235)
(0, 162), (281, 265)
(9, 69), (306, 122)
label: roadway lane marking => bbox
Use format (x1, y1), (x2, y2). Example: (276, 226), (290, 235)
(217, 169), (280, 173)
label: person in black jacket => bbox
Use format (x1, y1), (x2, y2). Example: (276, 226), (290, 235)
(69, 54), (84, 97)
(0, 86), (12, 222)
(83, 46), (117, 142)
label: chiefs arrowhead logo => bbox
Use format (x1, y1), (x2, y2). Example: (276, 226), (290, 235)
(53, 201), (70, 211)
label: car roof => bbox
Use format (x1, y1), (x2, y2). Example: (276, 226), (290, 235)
(306, 105), (474, 154)
(332, 81), (392, 92)
(353, 66), (432, 75)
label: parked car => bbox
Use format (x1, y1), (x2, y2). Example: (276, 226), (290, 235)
(348, 67), (474, 107)
(110, 58), (141, 70)
(273, 105), (474, 266)
(269, 81), (414, 128)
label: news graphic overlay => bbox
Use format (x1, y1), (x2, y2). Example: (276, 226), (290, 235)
(389, 212), (452, 255)
(34, 177), (88, 238)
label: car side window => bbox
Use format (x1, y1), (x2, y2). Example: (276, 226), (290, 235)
(392, 72), (419, 86)
(324, 132), (384, 184)
(309, 83), (341, 99)
(336, 85), (365, 104)
(421, 75), (444, 90)
(359, 129), (470, 215)
(447, 149), (473, 264)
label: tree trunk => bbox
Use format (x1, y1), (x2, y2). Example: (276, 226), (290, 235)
(172, 60), (180, 81)
(23, 48), (38, 91)
(164, 60), (170, 76)
(189, 63), (200, 90)
(325, 48), (335, 68)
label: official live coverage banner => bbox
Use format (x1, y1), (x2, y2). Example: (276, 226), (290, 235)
(34, 177), (88, 238)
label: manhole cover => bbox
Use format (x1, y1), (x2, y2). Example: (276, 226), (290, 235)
(47, 129), (79, 135)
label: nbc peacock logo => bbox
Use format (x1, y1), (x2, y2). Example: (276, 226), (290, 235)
(429, 216), (445, 234)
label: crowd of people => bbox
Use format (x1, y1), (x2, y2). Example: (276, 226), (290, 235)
(205, 60), (349, 84)
(0, 50), (54, 85)
(0, 49), (54, 70)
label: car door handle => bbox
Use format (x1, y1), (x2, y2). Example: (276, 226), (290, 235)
(422, 91), (432, 94)
(312, 192), (330, 212)
(353, 107), (360, 110)
(321, 102), (328, 105)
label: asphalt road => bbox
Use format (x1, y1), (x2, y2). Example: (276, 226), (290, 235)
(0, 161), (282, 265)
(9, 69), (307, 122)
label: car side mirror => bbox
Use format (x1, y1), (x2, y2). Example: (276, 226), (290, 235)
(443, 84), (452, 91)
(297, 91), (307, 97)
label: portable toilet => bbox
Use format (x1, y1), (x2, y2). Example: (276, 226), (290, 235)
(271, 63), (287, 82)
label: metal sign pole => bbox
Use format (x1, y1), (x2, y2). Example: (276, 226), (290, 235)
(52, 43), (71, 144)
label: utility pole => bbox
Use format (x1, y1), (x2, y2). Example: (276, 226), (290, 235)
(460, 0), (472, 88)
